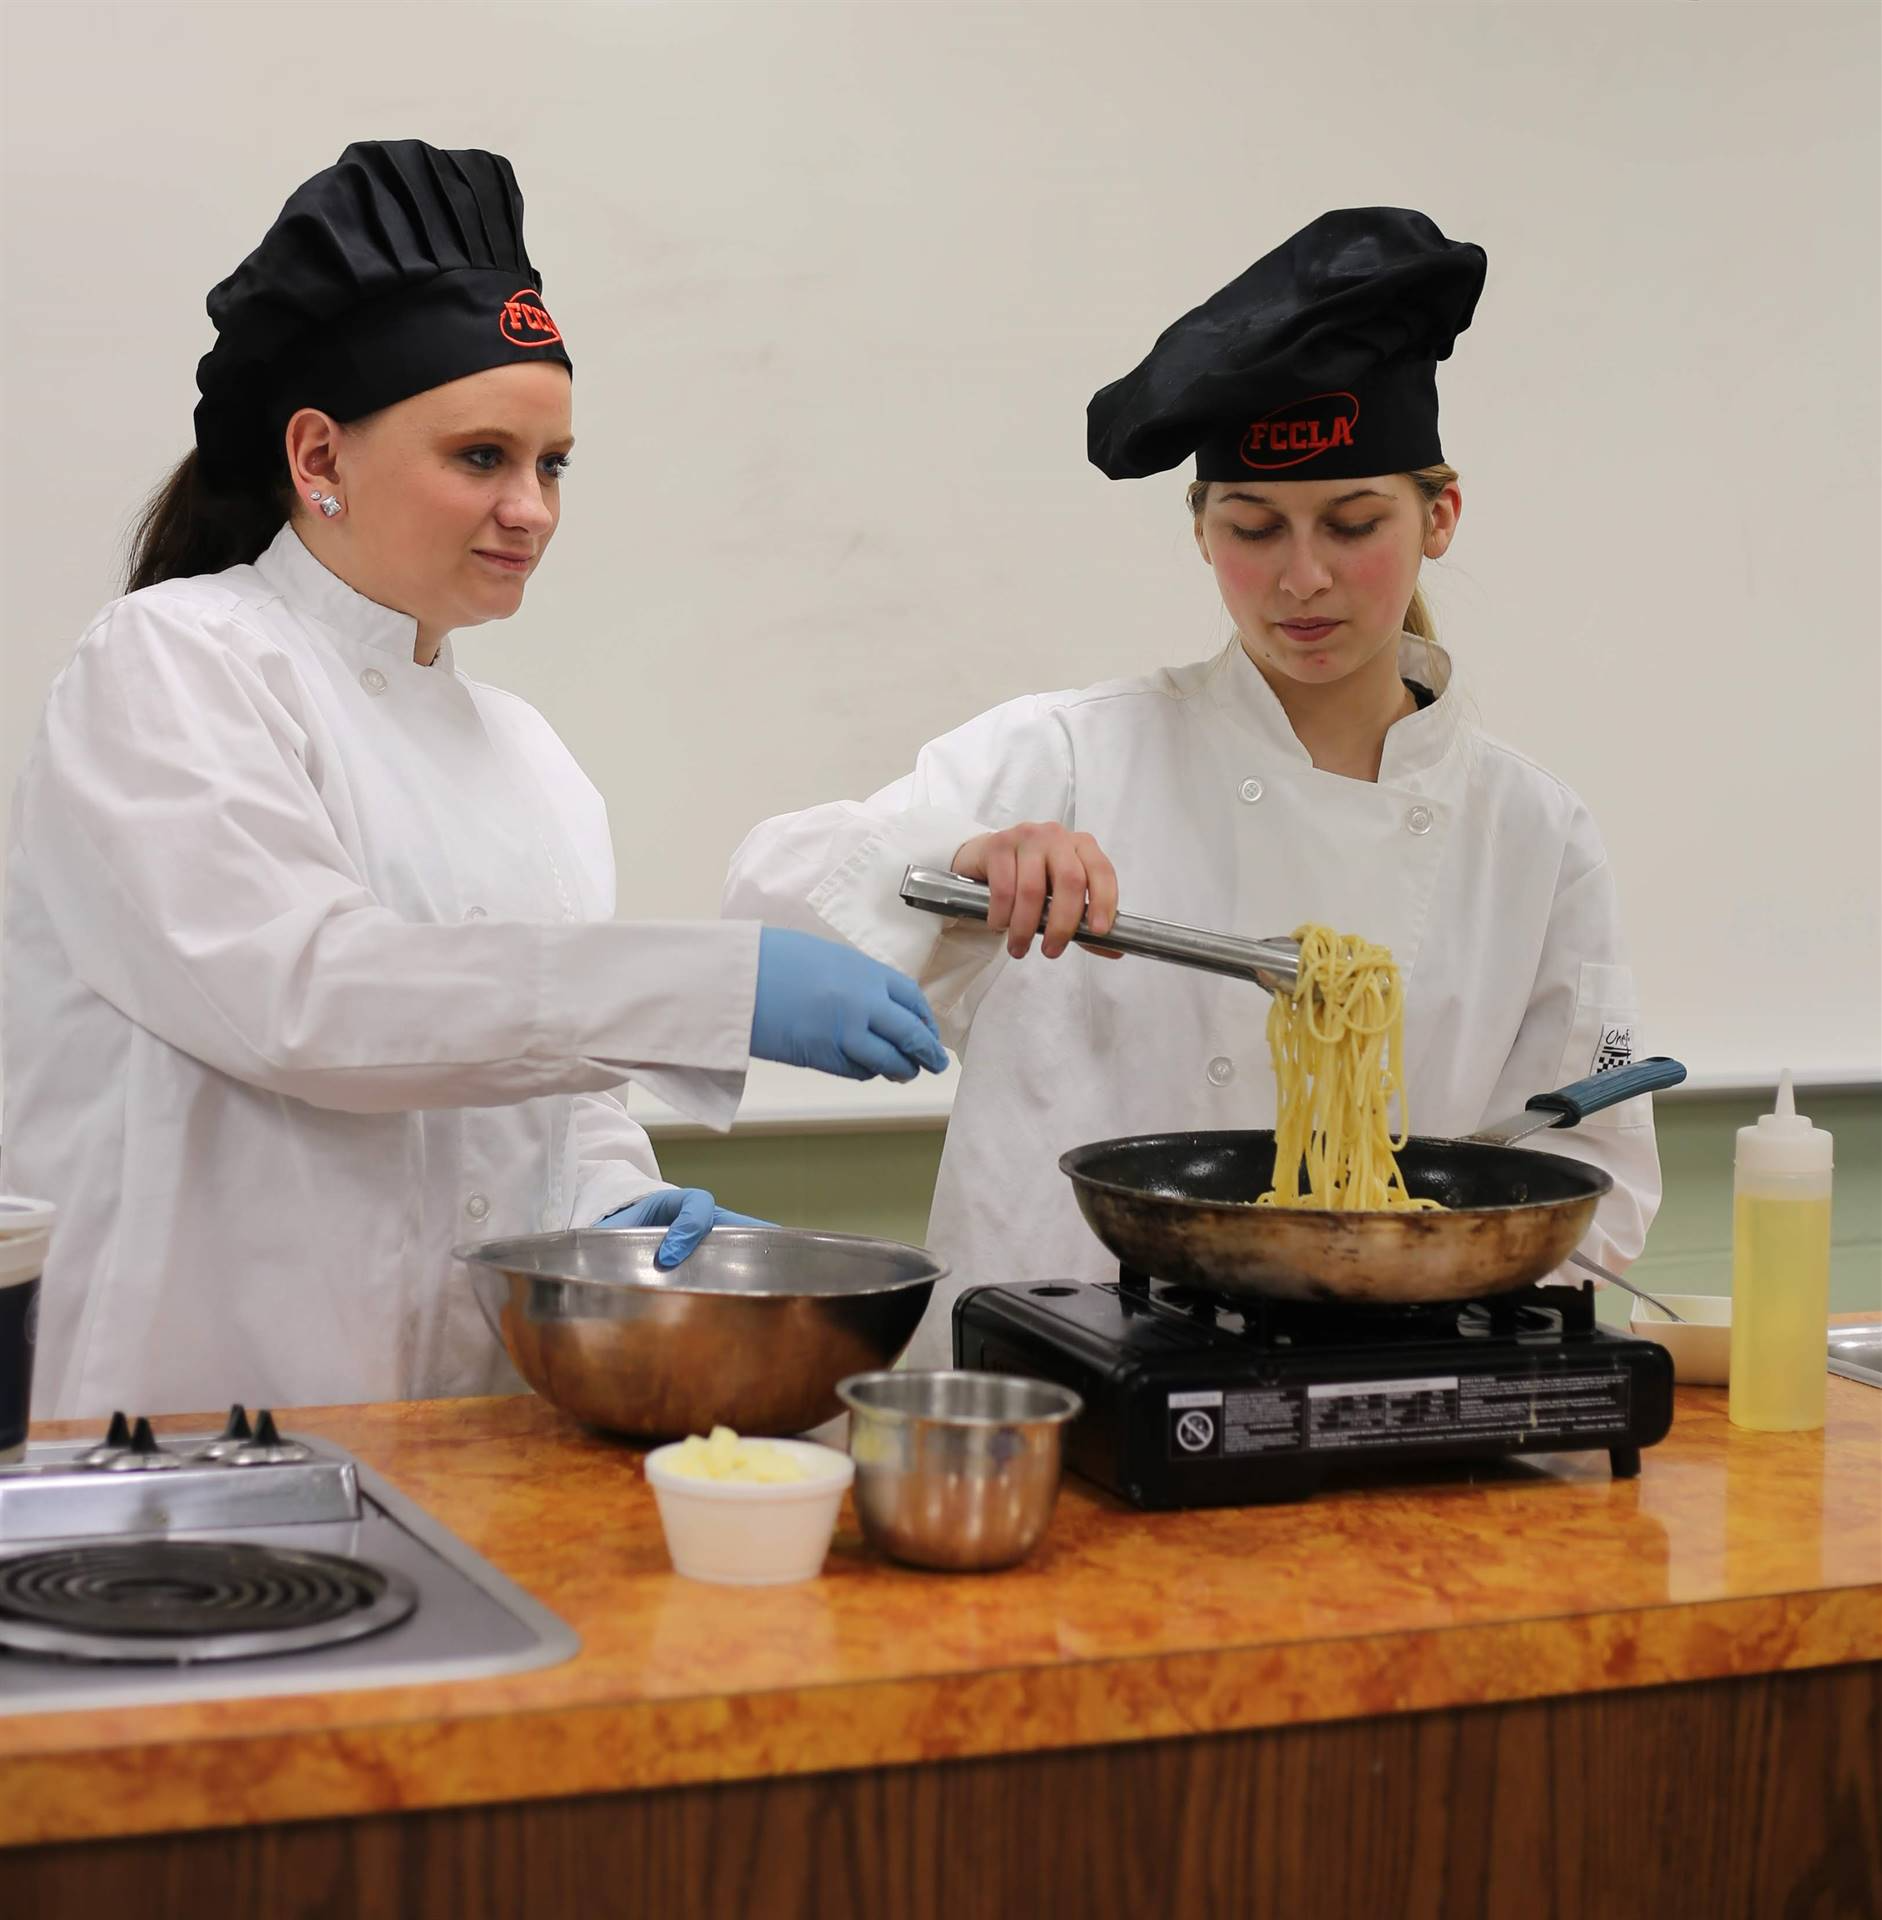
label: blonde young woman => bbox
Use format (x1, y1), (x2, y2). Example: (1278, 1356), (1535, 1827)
(725, 209), (1660, 1365)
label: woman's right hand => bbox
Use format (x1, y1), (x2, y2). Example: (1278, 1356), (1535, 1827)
(952, 824), (1120, 960)
(750, 927), (949, 1082)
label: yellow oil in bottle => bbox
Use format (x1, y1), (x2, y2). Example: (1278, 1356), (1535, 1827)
(1728, 1190), (1832, 1431)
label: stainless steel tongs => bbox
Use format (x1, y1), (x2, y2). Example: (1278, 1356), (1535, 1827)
(899, 867), (1303, 996)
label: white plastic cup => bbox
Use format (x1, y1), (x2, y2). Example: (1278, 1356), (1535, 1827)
(0, 1197), (56, 1465)
(1629, 1293), (1733, 1387)
(644, 1439), (855, 1586)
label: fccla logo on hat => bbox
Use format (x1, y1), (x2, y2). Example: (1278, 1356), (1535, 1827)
(499, 289), (562, 347)
(1240, 390), (1359, 471)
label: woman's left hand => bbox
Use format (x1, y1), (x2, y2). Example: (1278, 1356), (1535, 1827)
(594, 1189), (772, 1268)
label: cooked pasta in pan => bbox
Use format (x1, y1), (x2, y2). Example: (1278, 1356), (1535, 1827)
(1258, 925), (1444, 1213)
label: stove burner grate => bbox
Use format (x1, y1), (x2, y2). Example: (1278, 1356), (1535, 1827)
(0, 1541), (417, 1665)
(1120, 1270), (1590, 1346)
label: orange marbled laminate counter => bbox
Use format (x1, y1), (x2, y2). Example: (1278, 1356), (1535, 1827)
(2, 1366), (1877, 1848)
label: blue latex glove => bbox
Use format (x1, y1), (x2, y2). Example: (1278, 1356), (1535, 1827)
(751, 927), (949, 1082)
(595, 1189), (771, 1268)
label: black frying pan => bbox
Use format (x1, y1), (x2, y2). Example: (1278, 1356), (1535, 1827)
(1058, 1059), (1686, 1305)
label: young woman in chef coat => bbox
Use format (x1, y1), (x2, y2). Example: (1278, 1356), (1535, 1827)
(725, 208), (1661, 1366)
(2, 141), (947, 1418)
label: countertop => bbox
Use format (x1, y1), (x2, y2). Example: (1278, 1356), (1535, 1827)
(2, 1360), (1877, 1848)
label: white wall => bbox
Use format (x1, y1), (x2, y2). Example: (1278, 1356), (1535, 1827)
(3, 0), (1878, 1104)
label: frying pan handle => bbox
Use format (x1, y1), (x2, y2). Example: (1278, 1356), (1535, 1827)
(1525, 1056), (1688, 1127)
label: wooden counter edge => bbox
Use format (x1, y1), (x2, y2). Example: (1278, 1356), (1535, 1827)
(1, 1580), (1876, 1850)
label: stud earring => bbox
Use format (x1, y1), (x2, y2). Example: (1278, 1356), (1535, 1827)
(307, 489), (343, 519)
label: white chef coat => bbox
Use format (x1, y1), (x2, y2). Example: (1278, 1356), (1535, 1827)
(3, 525), (760, 1418)
(725, 637), (1660, 1367)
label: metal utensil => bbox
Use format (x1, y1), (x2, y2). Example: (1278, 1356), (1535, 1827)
(457, 1228), (945, 1439)
(837, 1370), (1083, 1571)
(1058, 1058), (1689, 1306)
(1568, 1251), (1687, 1323)
(900, 867), (1303, 995)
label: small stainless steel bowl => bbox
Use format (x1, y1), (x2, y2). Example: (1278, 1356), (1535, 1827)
(456, 1228), (945, 1439)
(836, 1370), (1083, 1571)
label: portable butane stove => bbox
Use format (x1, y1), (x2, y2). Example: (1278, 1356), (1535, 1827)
(954, 1273), (1674, 1509)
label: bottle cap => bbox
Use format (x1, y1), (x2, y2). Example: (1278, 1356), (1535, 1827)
(1735, 1070), (1834, 1177)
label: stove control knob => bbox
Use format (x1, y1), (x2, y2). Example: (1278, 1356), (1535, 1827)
(223, 1408), (315, 1468)
(76, 1411), (135, 1469)
(99, 1417), (186, 1472)
(193, 1404), (255, 1463)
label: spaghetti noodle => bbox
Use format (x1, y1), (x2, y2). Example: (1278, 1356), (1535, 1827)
(1257, 925), (1444, 1212)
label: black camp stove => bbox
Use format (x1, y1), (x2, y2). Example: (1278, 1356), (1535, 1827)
(953, 1272), (1674, 1510)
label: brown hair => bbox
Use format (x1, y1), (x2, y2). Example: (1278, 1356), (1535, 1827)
(1186, 463), (1459, 643)
(123, 448), (295, 595)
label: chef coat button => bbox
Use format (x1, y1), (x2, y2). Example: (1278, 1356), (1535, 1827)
(463, 905), (488, 921)
(464, 1193), (490, 1223)
(1406, 804), (1434, 835)
(360, 667), (388, 696)
(1238, 777), (1264, 804)
(1207, 1056), (1235, 1086)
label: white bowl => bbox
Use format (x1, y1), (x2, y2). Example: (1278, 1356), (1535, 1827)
(644, 1439), (855, 1586)
(1629, 1293), (1732, 1386)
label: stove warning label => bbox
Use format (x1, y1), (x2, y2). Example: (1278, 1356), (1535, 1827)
(1166, 1386), (1306, 1459)
(1167, 1389), (1223, 1457)
(1304, 1370), (1632, 1452)
(1307, 1375), (1458, 1450)
(1166, 1369), (1632, 1462)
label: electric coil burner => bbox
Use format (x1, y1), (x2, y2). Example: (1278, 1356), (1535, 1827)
(955, 1273), (1674, 1509)
(0, 1541), (417, 1664)
(0, 1406), (575, 1713)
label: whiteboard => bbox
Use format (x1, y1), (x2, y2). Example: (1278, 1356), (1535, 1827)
(3, 1), (1877, 1119)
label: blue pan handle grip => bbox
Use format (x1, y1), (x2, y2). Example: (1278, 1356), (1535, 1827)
(1526, 1056), (1688, 1128)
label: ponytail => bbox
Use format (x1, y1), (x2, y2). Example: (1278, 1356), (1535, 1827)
(123, 449), (291, 594)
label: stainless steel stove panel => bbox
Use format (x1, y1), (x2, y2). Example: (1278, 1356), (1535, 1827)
(0, 1425), (578, 1715)
(0, 1448), (361, 1541)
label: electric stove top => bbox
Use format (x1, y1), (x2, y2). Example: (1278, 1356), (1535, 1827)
(0, 1406), (577, 1714)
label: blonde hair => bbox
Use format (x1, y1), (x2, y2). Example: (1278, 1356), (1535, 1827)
(1186, 463), (1459, 644)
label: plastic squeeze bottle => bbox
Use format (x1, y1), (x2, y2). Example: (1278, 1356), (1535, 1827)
(1728, 1071), (1834, 1431)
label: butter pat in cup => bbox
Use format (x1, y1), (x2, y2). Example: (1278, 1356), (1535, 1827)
(645, 1435), (855, 1586)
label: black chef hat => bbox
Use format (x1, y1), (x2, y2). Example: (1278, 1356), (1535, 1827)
(1087, 208), (1484, 484)
(193, 140), (572, 485)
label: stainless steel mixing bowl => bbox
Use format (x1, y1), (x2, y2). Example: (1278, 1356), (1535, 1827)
(456, 1228), (945, 1438)
(836, 1371), (1083, 1571)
